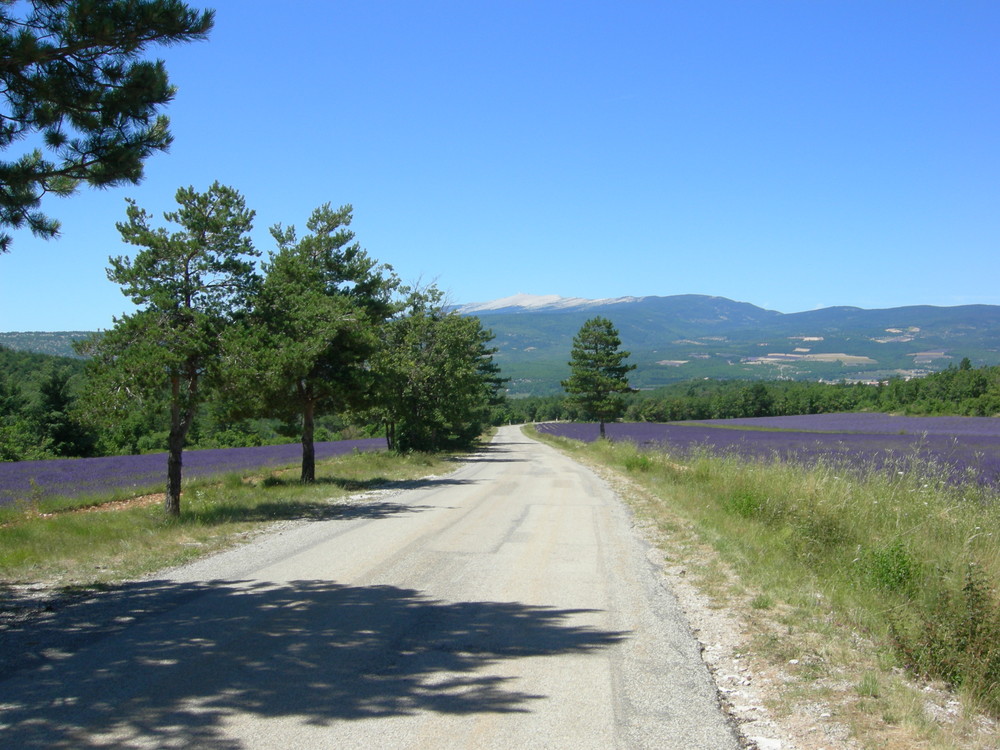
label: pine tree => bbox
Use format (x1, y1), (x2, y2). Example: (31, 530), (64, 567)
(562, 317), (635, 437)
(0, 0), (213, 252)
(234, 203), (397, 482)
(78, 182), (257, 515)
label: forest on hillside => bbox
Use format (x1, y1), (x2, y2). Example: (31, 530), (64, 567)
(507, 358), (1000, 424)
(0, 312), (507, 463)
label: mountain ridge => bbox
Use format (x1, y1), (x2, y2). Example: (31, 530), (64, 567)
(456, 294), (1000, 395)
(6, 295), (1000, 396)
(456, 293), (650, 314)
(457, 293), (990, 319)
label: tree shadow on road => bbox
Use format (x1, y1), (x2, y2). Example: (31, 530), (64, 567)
(457, 440), (531, 465)
(0, 579), (627, 747)
(185, 474), (477, 525)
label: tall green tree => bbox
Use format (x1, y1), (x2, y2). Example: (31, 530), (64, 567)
(234, 203), (396, 482)
(77, 182), (257, 515)
(368, 288), (506, 452)
(32, 364), (94, 456)
(0, 368), (47, 460)
(562, 316), (635, 437)
(0, 0), (214, 252)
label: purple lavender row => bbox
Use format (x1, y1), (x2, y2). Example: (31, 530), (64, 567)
(0, 438), (387, 507)
(534, 420), (1000, 489)
(687, 413), (1000, 436)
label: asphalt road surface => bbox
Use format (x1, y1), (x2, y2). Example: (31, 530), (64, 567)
(0, 425), (740, 749)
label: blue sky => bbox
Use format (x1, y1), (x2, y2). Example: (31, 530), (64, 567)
(2, 1), (998, 331)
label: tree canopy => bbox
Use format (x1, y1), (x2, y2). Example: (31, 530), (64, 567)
(78, 182), (257, 515)
(562, 316), (635, 437)
(367, 288), (507, 452)
(233, 203), (397, 482)
(0, 0), (213, 252)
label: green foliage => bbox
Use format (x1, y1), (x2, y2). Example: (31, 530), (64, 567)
(890, 566), (1000, 710)
(228, 203), (397, 482)
(863, 540), (921, 593)
(12, 341), (1000, 462)
(0, 0), (213, 252)
(0, 346), (94, 459)
(508, 363), (1000, 424)
(0, 416), (52, 461)
(1, 201), (508, 464)
(623, 452), (653, 472)
(724, 487), (767, 519)
(110, 183), (259, 313)
(367, 287), (506, 452)
(31, 364), (95, 456)
(0, 361), (36, 460)
(562, 317), (635, 436)
(77, 182), (258, 513)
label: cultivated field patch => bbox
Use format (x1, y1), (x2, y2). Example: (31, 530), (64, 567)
(535, 414), (1000, 489)
(0, 439), (388, 508)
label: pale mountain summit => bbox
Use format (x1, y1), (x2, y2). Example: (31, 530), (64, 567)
(457, 293), (645, 314)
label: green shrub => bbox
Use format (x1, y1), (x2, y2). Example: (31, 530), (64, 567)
(623, 453), (653, 472)
(863, 540), (921, 593)
(724, 488), (766, 519)
(890, 566), (1000, 713)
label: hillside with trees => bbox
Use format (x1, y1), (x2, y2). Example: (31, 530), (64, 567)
(508, 358), (1000, 424)
(459, 295), (1000, 395)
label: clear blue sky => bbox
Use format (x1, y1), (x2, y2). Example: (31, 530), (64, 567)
(2, 0), (998, 331)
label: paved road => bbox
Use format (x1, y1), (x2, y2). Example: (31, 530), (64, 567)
(0, 426), (739, 749)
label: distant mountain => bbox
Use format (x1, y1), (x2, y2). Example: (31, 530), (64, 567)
(459, 294), (1000, 395)
(7, 295), (1000, 397)
(457, 293), (647, 314)
(0, 331), (90, 359)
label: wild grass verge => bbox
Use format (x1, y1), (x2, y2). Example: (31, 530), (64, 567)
(527, 425), (1000, 748)
(0, 449), (459, 588)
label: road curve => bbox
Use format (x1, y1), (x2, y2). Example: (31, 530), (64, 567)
(0, 425), (739, 749)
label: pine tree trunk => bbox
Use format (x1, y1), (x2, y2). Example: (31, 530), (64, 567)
(165, 376), (185, 516)
(301, 398), (316, 483)
(165, 430), (183, 516)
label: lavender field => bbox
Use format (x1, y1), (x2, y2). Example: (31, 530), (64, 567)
(535, 414), (1000, 489)
(0, 439), (387, 507)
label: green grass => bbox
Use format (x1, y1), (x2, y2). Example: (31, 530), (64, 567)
(526, 425), (1000, 742)
(0, 449), (460, 586)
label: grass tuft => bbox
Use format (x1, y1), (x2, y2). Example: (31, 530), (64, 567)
(857, 671), (882, 698)
(750, 592), (774, 610)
